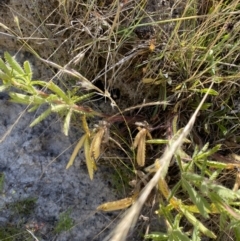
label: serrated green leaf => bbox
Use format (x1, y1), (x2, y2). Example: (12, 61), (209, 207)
(0, 85), (8, 92)
(23, 61), (32, 83)
(179, 206), (216, 239)
(4, 52), (25, 75)
(172, 213), (182, 229)
(31, 80), (49, 86)
(195, 144), (221, 160)
(192, 146), (200, 159)
(192, 226), (201, 241)
(32, 95), (46, 104)
(182, 177), (210, 218)
(63, 109), (72, 136)
(28, 105), (40, 112)
(29, 108), (52, 127)
(202, 160), (228, 169)
(209, 192), (240, 219)
(46, 81), (69, 102)
(46, 94), (62, 103)
(51, 104), (69, 112)
(9, 92), (45, 105)
(0, 58), (11, 76)
(176, 147), (191, 161)
(233, 223), (240, 241)
(209, 168), (222, 181)
(144, 232), (168, 240)
(208, 183), (240, 201)
(0, 61), (11, 80)
(199, 88), (219, 96)
(171, 230), (191, 241)
(73, 92), (95, 103)
(182, 172), (204, 183)
(146, 139), (169, 144)
(208, 144), (221, 154)
(198, 142), (209, 154)
(9, 92), (32, 104)
(219, 212), (228, 231)
(0, 71), (11, 82)
(230, 201), (240, 206)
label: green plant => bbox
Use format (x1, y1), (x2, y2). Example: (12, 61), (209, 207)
(9, 197), (37, 215)
(54, 210), (74, 234)
(0, 52), (102, 136)
(0, 197), (39, 241)
(0, 225), (33, 241)
(99, 0), (240, 240)
(0, 172), (4, 193)
(1, 0), (240, 240)
(0, 52), (107, 179)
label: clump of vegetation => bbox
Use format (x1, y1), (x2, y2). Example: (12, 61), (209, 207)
(0, 173), (4, 193)
(1, 0), (240, 240)
(9, 197), (37, 216)
(0, 225), (33, 241)
(0, 197), (37, 240)
(54, 210), (74, 234)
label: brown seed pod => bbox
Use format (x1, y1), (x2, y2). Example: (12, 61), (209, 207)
(90, 121), (110, 161)
(90, 128), (105, 161)
(97, 192), (139, 212)
(97, 197), (134, 212)
(133, 122), (152, 166)
(84, 135), (96, 180)
(136, 129), (147, 166)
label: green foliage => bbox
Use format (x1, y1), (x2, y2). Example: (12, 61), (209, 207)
(148, 139), (240, 240)
(109, 162), (133, 196)
(0, 172), (4, 193)
(9, 197), (37, 215)
(181, 176), (211, 219)
(0, 225), (32, 241)
(145, 232), (168, 241)
(1, 0), (240, 240)
(0, 197), (38, 240)
(54, 210), (74, 234)
(0, 52), (101, 136)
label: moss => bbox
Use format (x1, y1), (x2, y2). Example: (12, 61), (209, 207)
(0, 172), (4, 193)
(0, 197), (38, 240)
(0, 225), (31, 241)
(9, 197), (37, 216)
(54, 210), (74, 234)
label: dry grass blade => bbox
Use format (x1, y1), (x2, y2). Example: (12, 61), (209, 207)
(66, 134), (87, 169)
(103, 82), (214, 241)
(38, 57), (104, 94)
(112, 101), (168, 117)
